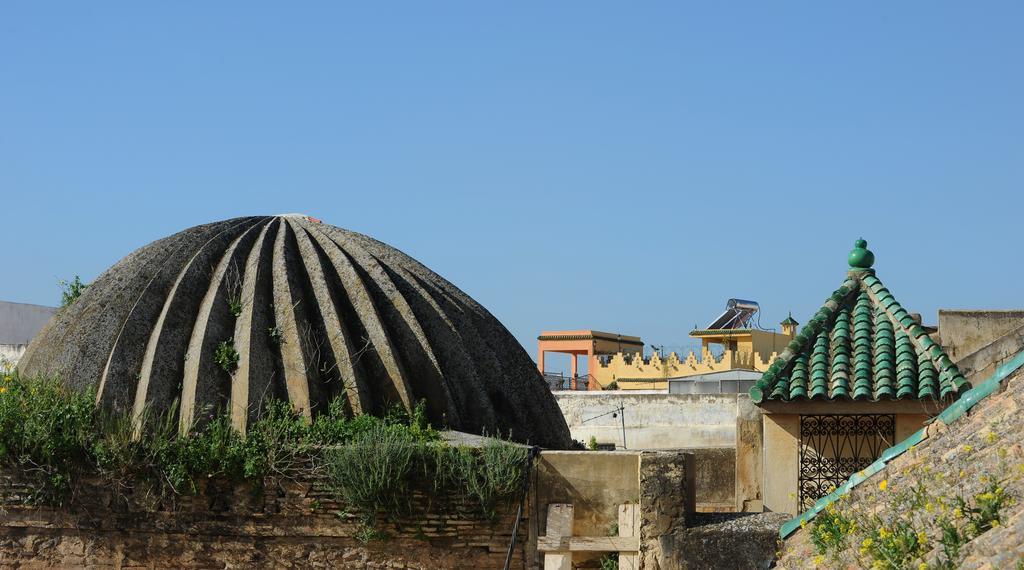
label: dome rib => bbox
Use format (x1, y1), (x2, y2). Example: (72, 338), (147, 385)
(180, 220), (267, 432)
(230, 219), (278, 432)
(310, 222), (462, 424)
(19, 215), (572, 449)
(134, 218), (265, 427)
(301, 223), (416, 411)
(287, 220), (369, 417)
(96, 221), (246, 409)
(270, 219), (315, 418)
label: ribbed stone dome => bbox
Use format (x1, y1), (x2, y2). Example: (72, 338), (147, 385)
(19, 215), (571, 449)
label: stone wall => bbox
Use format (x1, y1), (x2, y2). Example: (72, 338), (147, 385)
(0, 471), (529, 569)
(638, 451), (694, 569)
(553, 391), (740, 450)
(552, 391), (764, 513)
(530, 450), (694, 569)
(689, 448), (735, 512)
(0, 449), (700, 569)
(938, 309), (1024, 363)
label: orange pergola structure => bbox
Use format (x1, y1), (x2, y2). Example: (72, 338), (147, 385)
(536, 330), (644, 390)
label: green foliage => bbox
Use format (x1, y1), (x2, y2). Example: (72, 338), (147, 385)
(588, 435), (598, 450)
(810, 506), (856, 558)
(227, 297), (243, 317)
(214, 339), (240, 374)
(58, 275), (88, 307)
(599, 553), (619, 570)
(327, 423), (419, 521)
(0, 373), (529, 537)
(808, 467), (1017, 570)
(267, 325), (283, 347)
(436, 437), (529, 518)
(325, 411), (530, 527)
(0, 375), (96, 504)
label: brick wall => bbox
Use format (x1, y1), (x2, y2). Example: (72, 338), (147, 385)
(0, 470), (529, 569)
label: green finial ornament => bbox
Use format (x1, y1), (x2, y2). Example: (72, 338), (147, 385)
(848, 238), (874, 269)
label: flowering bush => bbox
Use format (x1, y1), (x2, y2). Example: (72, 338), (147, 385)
(805, 439), (1020, 569)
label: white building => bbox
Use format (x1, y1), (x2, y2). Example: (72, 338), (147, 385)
(0, 300), (56, 367)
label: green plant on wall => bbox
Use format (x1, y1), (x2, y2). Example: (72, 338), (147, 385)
(268, 326), (283, 347)
(227, 296), (243, 317)
(214, 340), (240, 373)
(0, 373), (532, 541)
(58, 276), (88, 307)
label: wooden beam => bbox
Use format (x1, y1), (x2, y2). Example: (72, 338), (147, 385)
(619, 503), (639, 570)
(537, 536), (640, 552)
(543, 504), (574, 570)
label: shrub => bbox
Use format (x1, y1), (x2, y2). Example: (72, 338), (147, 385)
(326, 423), (418, 521)
(0, 376), (96, 503)
(58, 276), (88, 307)
(0, 372), (532, 539)
(214, 340), (240, 373)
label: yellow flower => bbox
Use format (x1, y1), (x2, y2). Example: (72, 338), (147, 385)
(918, 563), (928, 570)
(917, 531), (928, 545)
(813, 554), (825, 566)
(878, 527), (891, 539)
(987, 432), (998, 444)
(0, 386), (6, 394)
(953, 507), (963, 518)
(878, 479), (889, 491)
(925, 502), (934, 513)
(800, 518), (807, 529)
(963, 444), (974, 453)
(992, 520), (1000, 528)
(860, 537), (874, 554)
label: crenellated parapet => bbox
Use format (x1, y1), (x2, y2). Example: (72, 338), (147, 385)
(594, 347), (779, 388)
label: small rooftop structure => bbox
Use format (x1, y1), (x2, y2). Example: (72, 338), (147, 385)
(536, 330), (643, 390)
(754, 239), (970, 514)
(751, 239), (967, 404)
(689, 300), (795, 366)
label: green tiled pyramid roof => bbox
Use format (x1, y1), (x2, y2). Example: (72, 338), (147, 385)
(749, 241), (968, 404)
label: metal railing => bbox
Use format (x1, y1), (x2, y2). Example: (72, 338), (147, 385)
(543, 372), (592, 391)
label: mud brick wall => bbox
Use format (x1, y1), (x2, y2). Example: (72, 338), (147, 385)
(0, 471), (529, 569)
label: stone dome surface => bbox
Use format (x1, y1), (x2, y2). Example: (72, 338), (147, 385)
(19, 215), (571, 449)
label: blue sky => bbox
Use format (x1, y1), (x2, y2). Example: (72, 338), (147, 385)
(2, 2), (1022, 372)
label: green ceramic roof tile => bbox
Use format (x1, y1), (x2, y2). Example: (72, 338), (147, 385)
(789, 354), (808, 399)
(749, 239), (969, 405)
(829, 307), (851, 399)
(875, 308), (897, 398)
